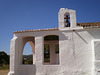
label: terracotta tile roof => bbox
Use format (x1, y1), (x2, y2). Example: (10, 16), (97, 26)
(13, 28), (59, 33)
(77, 22), (100, 28)
(13, 22), (100, 33)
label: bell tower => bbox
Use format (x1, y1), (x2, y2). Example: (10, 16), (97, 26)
(58, 8), (83, 30)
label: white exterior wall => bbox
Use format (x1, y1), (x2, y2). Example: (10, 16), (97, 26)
(8, 28), (100, 75)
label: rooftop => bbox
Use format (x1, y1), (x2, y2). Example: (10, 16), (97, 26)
(77, 22), (100, 28)
(13, 22), (100, 34)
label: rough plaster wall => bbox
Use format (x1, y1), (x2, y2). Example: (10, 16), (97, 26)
(8, 29), (100, 75)
(93, 41), (100, 75)
(17, 65), (36, 75)
(59, 30), (93, 75)
(59, 29), (100, 75)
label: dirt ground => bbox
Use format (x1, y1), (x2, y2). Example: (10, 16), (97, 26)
(0, 70), (9, 75)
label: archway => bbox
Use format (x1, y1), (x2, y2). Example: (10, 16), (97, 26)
(44, 35), (59, 65)
(22, 36), (35, 65)
(64, 13), (70, 27)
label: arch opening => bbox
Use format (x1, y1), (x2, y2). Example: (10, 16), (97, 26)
(64, 13), (70, 27)
(22, 37), (35, 65)
(44, 35), (59, 65)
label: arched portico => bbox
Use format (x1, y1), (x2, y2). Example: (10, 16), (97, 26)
(8, 36), (36, 75)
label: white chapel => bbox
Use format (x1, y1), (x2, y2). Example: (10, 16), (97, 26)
(8, 8), (100, 75)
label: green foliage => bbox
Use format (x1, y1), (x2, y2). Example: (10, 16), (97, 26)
(23, 54), (33, 64)
(0, 51), (9, 70)
(0, 51), (9, 66)
(44, 58), (50, 63)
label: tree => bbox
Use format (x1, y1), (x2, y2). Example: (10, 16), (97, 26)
(0, 51), (9, 66)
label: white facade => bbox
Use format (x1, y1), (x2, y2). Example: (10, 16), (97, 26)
(8, 8), (100, 75)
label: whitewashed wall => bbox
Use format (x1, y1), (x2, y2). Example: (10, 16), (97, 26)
(8, 28), (100, 75)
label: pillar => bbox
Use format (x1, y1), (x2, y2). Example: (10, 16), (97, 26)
(35, 36), (44, 74)
(8, 36), (19, 75)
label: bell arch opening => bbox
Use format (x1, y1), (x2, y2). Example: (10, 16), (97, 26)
(22, 36), (35, 65)
(64, 13), (70, 27)
(44, 35), (59, 65)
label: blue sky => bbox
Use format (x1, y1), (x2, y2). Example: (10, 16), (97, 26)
(0, 0), (100, 55)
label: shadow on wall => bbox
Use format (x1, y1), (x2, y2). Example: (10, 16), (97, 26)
(59, 31), (88, 44)
(75, 31), (88, 44)
(87, 29), (100, 39)
(59, 31), (68, 41)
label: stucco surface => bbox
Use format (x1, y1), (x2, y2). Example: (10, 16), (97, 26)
(8, 28), (100, 75)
